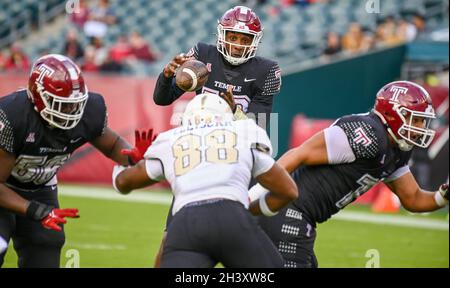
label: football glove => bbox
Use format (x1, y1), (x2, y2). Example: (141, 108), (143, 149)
(233, 106), (248, 120)
(121, 129), (157, 164)
(26, 200), (79, 232)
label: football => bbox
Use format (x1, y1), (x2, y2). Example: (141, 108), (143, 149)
(175, 59), (210, 92)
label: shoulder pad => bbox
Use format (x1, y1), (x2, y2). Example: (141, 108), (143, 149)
(334, 117), (380, 159)
(237, 119), (273, 156)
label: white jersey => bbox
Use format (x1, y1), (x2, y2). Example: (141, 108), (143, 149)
(144, 119), (275, 215)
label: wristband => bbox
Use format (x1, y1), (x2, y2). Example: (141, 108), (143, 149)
(26, 200), (52, 221)
(434, 191), (448, 207)
(112, 165), (128, 193)
(259, 193), (278, 217)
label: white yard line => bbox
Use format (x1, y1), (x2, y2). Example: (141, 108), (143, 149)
(65, 241), (127, 251)
(332, 211), (448, 231)
(59, 186), (448, 231)
(59, 185), (172, 205)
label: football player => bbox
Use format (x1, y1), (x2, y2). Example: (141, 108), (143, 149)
(112, 93), (298, 268)
(152, 5), (282, 267)
(153, 5), (281, 125)
(0, 54), (149, 268)
(249, 80), (449, 268)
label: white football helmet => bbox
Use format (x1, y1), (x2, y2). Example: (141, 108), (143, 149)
(182, 93), (234, 126)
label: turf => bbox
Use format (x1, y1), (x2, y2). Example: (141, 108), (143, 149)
(2, 185), (448, 268)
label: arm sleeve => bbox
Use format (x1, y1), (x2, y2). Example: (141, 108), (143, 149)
(384, 165), (410, 182)
(145, 159), (165, 181)
(247, 62), (281, 131)
(153, 44), (201, 106)
(87, 94), (108, 140)
(100, 107), (108, 137)
(251, 149), (275, 178)
(0, 108), (15, 154)
(324, 126), (356, 164)
(152, 72), (185, 106)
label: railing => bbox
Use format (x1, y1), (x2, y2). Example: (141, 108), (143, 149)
(0, 10), (31, 49)
(425, 0), (449, 21)
(0, 1), (67, 49)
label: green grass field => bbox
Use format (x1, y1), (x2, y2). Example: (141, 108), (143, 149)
(3, 184), (448, 268)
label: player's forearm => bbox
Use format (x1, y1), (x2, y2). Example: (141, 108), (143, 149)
(0, 183), (29, 215)
(109, 136), (133, 166)
(402, 188), (443, 213)
(251, 163), (298, 216)
(153, 73), (181, 106)
(114, 162), (158, 194)
(277, 147), (305, 174)
(277, 132), (329, 173)
(91, 129), (133, 166)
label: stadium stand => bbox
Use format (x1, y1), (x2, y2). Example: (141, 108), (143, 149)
(1, 0), (447, 76)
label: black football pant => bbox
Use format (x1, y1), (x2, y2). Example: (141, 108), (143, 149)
(0, 186), (65, 268)
(161, 199), (284, 268)
(165, 179), (258, 229)
(258, 203), (318, 268)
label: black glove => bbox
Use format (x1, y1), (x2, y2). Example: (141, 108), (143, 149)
(26, 200), (79, 232)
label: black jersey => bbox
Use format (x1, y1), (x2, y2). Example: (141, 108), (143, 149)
(153, 42), (281, 122)
(0, 90), (107, 190)
(292, 112), (412, 225)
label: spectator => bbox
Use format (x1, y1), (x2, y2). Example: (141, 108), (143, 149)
(4, 42), (30, 72)
(99, 56), (124, 73)
(376, 16), (402, 46)
(84, 0), (117, 39)
(342, 22), (363, 54)
(396, 19), (417, 42)
(87, 37), (108, 66)
(62, 29), (85, 62)
(80, 46), (99, 72)
(109, 36), (131, 64)
(69, 0), (90, 29)
(128, 32), (158, 63)
(323, 31), (342, 56)
(359, 31), (376, 52)
(411, 13), (426, 36)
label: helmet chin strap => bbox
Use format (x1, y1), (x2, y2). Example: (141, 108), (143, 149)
(387, 128), (413, 151)
(373, 110), (413, 151)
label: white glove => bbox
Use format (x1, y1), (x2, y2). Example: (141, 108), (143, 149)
(112, 165), (128, 193)
(0, 236), (7, 254)
(248, 183), (269, 202)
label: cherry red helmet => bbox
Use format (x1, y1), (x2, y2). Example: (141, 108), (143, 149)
(217, 6), (263, 65)
(374, 80), (436, 151)
(27, 54), (88, 130)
